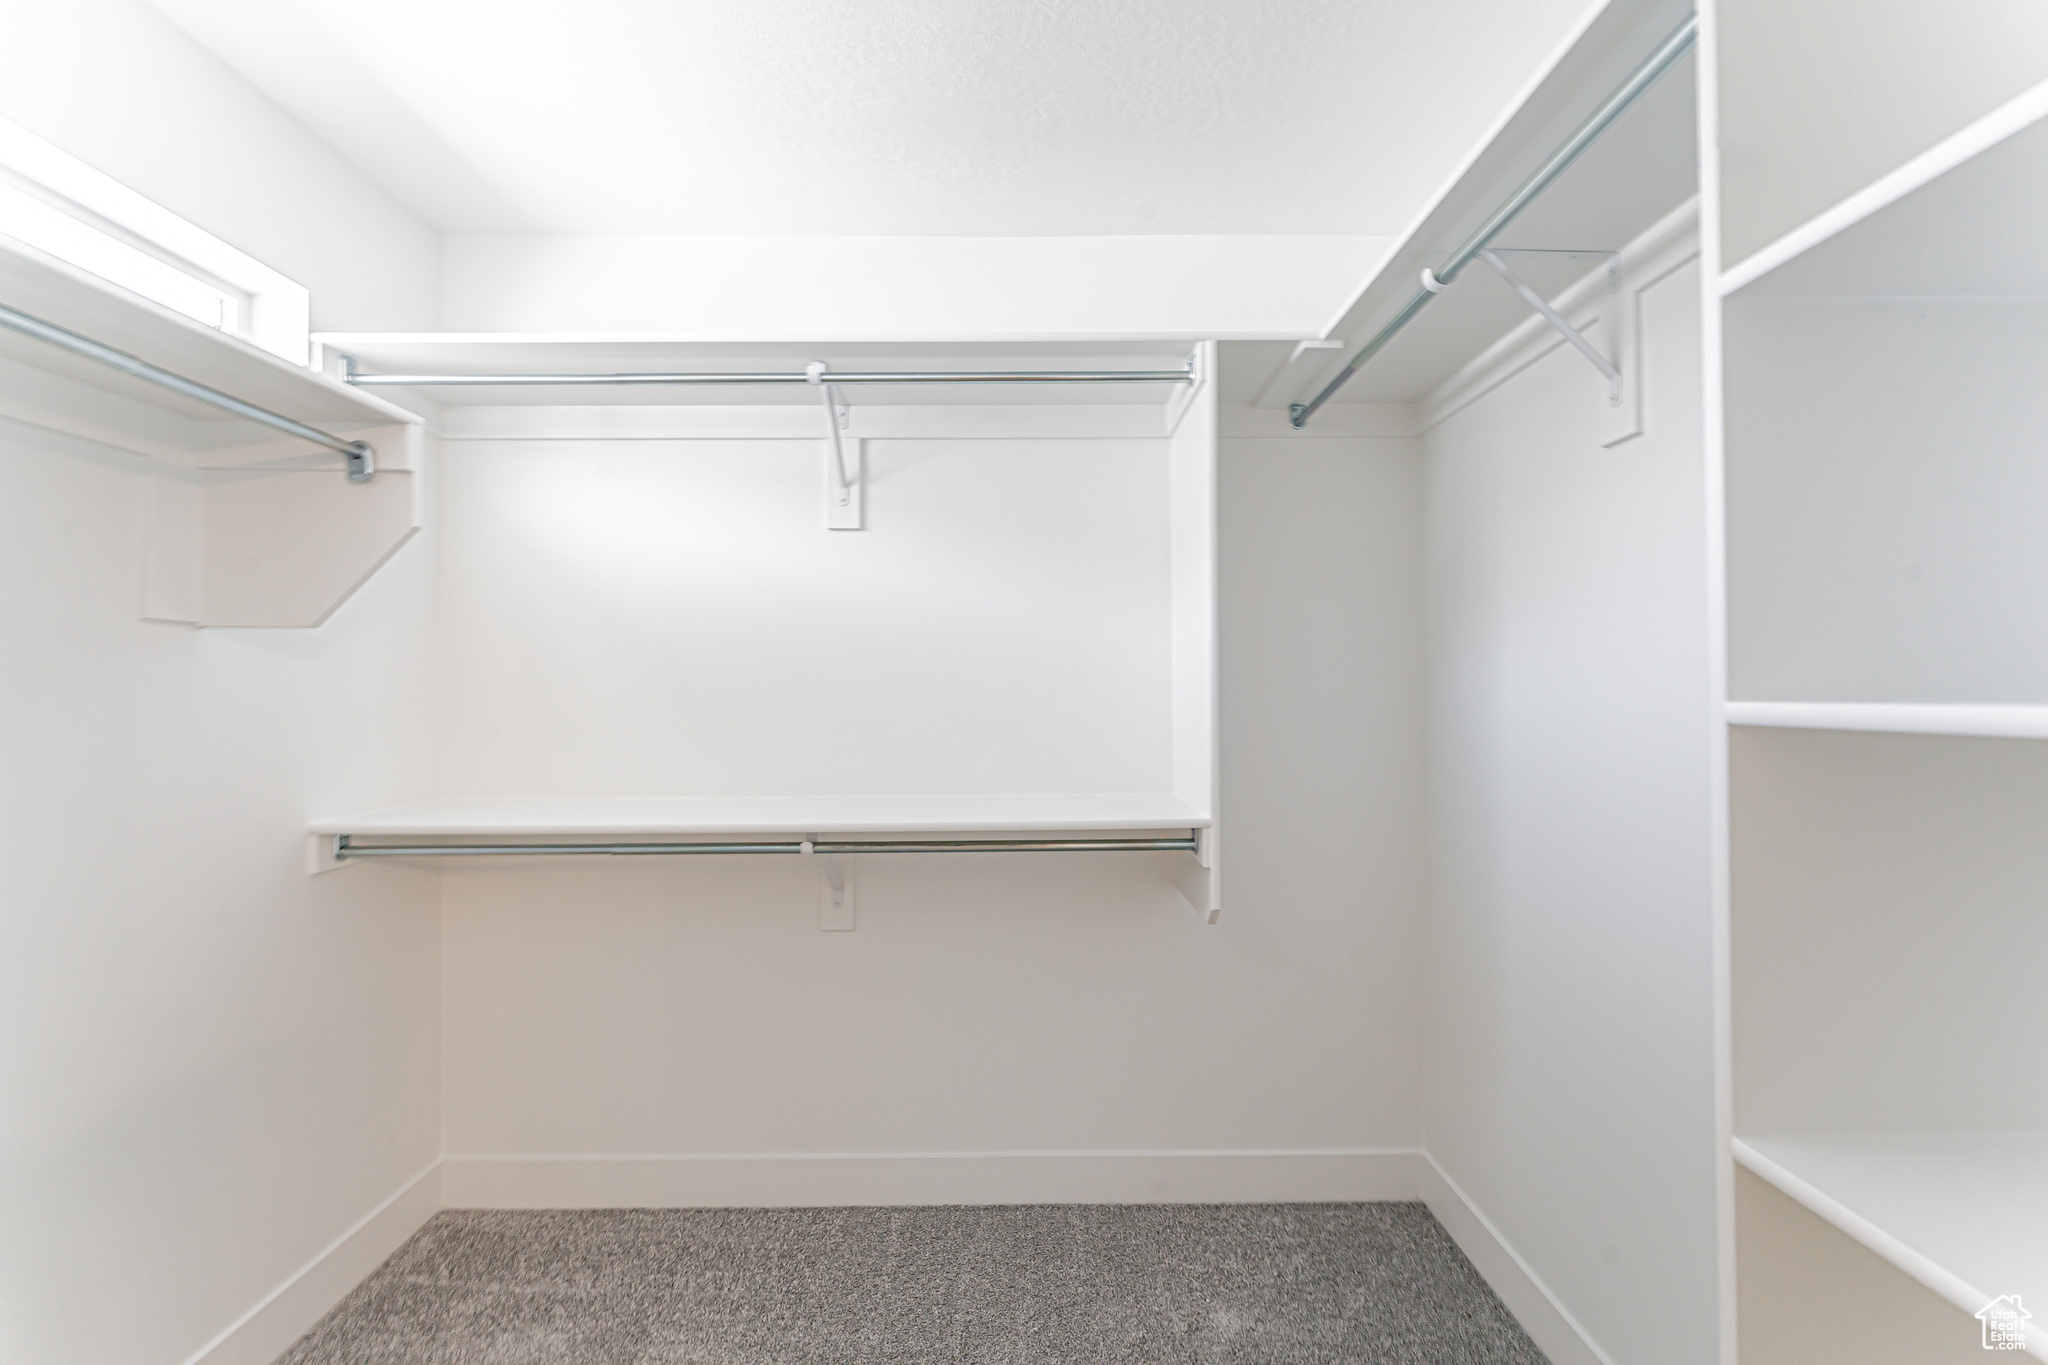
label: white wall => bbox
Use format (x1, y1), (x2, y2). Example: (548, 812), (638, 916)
(1724, 299), (2048, 705)
(0, 8), (445, 1358)
(0, 419), (441, 1364)
(428, 417), (1426, 1195)
(1422, 257), (1720, 1364)
(439, 234), (1389, 337)
(0, 0), (440, 331)
(431, 431), (1177, 800)
(1730, 726), (2048, 1137)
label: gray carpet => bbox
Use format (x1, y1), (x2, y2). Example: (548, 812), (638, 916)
(275, 1203), (1549, 1364)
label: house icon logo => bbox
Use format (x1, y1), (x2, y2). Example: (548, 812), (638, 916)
(1977, 1295), (2032, 1351)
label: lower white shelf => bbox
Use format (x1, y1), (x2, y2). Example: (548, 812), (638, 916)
(304, 795), (1221, 920)
(1725, 701), (2048, 740)
(1734, 1132), (2048, 1359)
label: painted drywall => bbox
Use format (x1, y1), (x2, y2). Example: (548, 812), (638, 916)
(0, 420), (440, 1363)
(1730, 727), (2048, 1136)
(1422, 257), (1719, 1363)
(431, 430), (1179, 801)
(1724, 299), (2048, 705)
(430, 418), (1425, 1182)
(0, 11), (447, 1361)
(437, 233), (1390, 338)
(0, 0), (439, 331)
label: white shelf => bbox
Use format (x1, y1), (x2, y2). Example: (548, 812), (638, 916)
(1723, 79), (2048, 298)
(307, 796), (1220, 920)
(1725, 701), (2048, 740)
(1262, 0), (1696, 410)
(309, 794), (1210, 838)
(1734, 1133), (2048, 1359)
(0, 237), (414, 460)
(310, 334), (1199, 409)
(0, 236), (422, 628)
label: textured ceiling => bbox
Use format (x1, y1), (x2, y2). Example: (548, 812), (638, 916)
(147, 0), (1596, 236)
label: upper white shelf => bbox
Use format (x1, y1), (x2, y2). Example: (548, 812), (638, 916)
(309, 794), (1211, 838)
(1735, 1133), (2048, 1360)
(1264, 0), (1697, 410)
(311, 334), (1200, 410)
(1725, 702), (2048, 741)
(0, 236), (415, 462)
(1724, 81), (2048, 298)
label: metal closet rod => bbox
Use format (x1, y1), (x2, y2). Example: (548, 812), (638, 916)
(1290, 12), (1697, 428)
(0, 300), (377, 479)
(343, 363), (1195, 387)
(333, 833), (1200, 859)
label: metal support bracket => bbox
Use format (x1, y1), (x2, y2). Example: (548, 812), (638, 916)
(808, 362), (863, 530)
(1486, 248), (1620, 293)
(803, 837), (855, 930)
(1478, 249), (1621, 405)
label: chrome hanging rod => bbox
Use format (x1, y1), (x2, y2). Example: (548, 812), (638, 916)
(0, 300), (376, 480)
(332, 833), (1199, 860)
(1289, 13), (1696, 428)
(342, 361), (1195, 388)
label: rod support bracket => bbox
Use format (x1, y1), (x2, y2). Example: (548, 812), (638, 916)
(344, 441), (375, 483)
(1478, 250), (1622, 404)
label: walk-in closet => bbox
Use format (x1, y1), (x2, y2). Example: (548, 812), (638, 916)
(2, 0), (2041, 1361)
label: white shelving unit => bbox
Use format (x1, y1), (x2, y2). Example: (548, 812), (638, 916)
(1713, 10), (2048, 1355)
(0, 236), (422, 627)
(306, 338), (1222, 920)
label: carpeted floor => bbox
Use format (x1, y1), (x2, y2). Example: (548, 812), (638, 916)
(274, 1203), (1549, 1364)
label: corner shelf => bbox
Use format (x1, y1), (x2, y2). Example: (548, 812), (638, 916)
(1735, 1134), (2048, 1359)
(0, 236), (423, 627)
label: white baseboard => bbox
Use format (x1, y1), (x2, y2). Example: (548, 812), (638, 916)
(184, 1160), (442, 1365)
(442, 1148), (1429, 1209)
(1418, 1152), (1612, 1365)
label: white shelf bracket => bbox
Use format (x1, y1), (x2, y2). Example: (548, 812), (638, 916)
(804, 837), (855, 931)
(808, 362), (862, 530)
(1479, 249), (1622, 406)
(1485, 247), (1622, 293)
